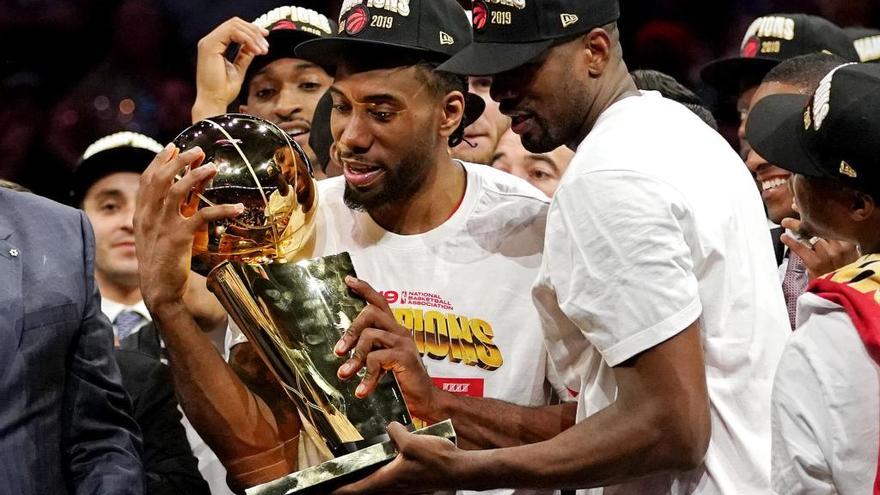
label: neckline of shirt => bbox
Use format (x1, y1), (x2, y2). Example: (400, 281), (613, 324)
(357, 161), (480, 250)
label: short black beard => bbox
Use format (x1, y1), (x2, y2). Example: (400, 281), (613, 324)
(343, 132), (435, 212)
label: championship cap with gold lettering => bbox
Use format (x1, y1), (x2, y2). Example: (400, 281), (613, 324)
(746, 63), (880, 197)
(439, 0), (620, 75)
(701, 14), (859, 93)
(295, 0), (472, 66)
(239, 6), (335, 100)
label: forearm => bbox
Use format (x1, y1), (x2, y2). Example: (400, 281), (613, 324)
(456, 324), (711, 491)
(427, 392), (576, 449)
(151, 302), (296, 481)
(460, 396), (700, 491)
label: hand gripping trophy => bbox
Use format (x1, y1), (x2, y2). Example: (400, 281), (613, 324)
(174, 114), (453, 494)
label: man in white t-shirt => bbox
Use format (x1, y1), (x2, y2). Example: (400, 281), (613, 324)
(132, 1), (566, 493)
(329, 0), (790, 493)
(746, 62), (880, 495)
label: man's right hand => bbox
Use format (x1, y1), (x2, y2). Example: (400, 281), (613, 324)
(334, 276), (439, 421)
(192, 17), (269, 123)
(134, 144), (244, 312)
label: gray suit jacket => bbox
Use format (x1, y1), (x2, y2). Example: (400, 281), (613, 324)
(0, 188), (144, 494)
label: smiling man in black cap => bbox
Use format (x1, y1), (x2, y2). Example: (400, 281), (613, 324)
(191, 6), (335, 175)
(700, 14), (859, 160)
(747, 62), (880, 495)
(329, 0), (791, 493)
(132, 1), (568, 493)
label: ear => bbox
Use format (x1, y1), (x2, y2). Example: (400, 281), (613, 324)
(582, 28), (614, 77)
(438, 90), (466, 138)
(850, 190), (875, 222)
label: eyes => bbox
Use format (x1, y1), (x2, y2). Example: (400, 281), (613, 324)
(98, 200), (121, 213)
(331, 101), (400, 123)
(252, 80), (326, 100)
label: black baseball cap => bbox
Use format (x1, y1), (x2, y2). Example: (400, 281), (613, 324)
(295, 0), (472, 67)
(71, 131), (163, 205)
(746, 63), (880, 197)
(701, 14), (860, 93)
(295, 0), (484, 144)
(239, 6), (336, 99)
(439, 0), (620, 76)
(846, 27), (880, 63)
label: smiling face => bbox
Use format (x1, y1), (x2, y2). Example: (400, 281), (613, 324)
(329, 63), (447, 211)
(746, 81), (806, 224)
(240, 58), (333, 163)
(451, 76), (510, 164)
(82, 171), (141, 289)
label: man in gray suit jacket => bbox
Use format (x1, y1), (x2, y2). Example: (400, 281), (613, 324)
(0, 186), (144, 494)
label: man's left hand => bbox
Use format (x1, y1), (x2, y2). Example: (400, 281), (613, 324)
(781, 218), (860, 279)
(331, 422), (466, 495)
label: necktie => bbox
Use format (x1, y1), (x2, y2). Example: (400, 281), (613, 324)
(782, 252), (808, 330)
(113, 310), (145, 342)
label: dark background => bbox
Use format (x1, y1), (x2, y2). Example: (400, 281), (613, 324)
(2, 0), (878, 202)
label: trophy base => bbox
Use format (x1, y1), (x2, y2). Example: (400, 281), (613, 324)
(245, 420), (456, 495)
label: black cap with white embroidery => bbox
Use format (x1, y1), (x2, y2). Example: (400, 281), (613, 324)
(295, 0), (472, 67)
(241, 6), (335, 92)
(701, 14), (860, 93)
(71, 131), (163, 205)
(747, 63), (880, 197)
(439, 0), (620, 76)
(846, 27), (880, 63)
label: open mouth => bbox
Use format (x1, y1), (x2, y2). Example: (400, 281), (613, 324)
(509, 114), (533, 134)
(760, 176), (789, 192)
(280, 121), (311, 137)
(342, 161), (385, 187)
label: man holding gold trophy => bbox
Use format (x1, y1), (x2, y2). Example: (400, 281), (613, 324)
(133, 0), (569, 493)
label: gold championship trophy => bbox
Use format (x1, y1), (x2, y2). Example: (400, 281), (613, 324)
(175, 114), (454, 494)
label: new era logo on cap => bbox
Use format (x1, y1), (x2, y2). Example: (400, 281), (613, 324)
(440, 31), (454, 45)
(561, 13), (579, 28)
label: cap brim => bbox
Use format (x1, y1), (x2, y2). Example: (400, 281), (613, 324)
(295, 37), (439, 68)
(746, 93), (830, 178)
(438, 39), (554, 75)
(700, 57), (780, 93)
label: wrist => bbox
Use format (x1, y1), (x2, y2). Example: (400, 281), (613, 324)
(192, 95), (233, 123)
(148, 300), (191, 323)
(421, 387), (456, 425)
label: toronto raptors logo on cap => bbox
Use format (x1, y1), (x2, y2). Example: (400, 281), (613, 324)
(345, 5), (369, 35)
(271, 19), (298, 31)
(741, 36), (760, 58)
(472, 1), (488, 33)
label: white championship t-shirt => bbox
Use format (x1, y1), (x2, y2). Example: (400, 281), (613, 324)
(532, 91), (790, 494)
(771, 291), (880, 495)
(228, 162), (563, 495)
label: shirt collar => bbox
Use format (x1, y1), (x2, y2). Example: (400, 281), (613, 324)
(101, 297), (152, 323)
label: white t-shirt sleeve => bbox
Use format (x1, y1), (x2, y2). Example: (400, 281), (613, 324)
(224, 319), (249, 361)
(545, 170), (702, 366)
(770, 328), (835, 494)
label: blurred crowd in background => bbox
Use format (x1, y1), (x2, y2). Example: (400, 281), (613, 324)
(2, 0), (879, 201)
